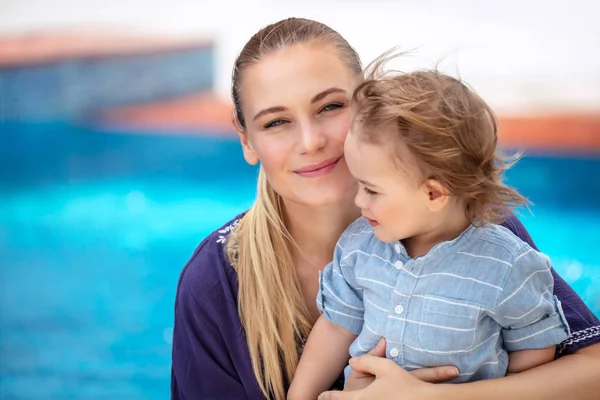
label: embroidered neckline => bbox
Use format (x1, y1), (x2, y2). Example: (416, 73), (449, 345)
(216, 218), (241, 244)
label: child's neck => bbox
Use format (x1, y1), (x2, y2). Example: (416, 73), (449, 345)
(402, 212), (471, 259)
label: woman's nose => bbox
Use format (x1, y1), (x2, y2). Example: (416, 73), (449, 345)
(299, 121), (326, 154)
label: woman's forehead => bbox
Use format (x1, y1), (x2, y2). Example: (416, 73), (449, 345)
(239, 44), (357, 113)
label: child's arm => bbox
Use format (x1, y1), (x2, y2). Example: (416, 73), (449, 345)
(287, 315), (357, 400)
(507, 346), (556, 374)
(493, 245), (569, 375)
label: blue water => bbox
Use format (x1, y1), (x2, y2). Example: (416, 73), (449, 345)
(0, 179), (255, 400)
(0, 123), (599, 399)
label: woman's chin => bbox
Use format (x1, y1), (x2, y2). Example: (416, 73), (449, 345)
(277, 175), (357, 209)
(300, 185), (357, 209)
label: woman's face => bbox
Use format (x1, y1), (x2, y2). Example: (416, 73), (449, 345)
(237, 43), (359, 208)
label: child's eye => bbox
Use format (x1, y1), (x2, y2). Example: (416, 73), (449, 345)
(363, 187), (378, 196)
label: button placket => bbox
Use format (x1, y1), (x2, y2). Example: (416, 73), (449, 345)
(390, 255), (420, 366)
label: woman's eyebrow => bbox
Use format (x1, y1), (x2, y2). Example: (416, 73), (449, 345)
(253, 106), (287, 122)
(311, 87), (347, 104)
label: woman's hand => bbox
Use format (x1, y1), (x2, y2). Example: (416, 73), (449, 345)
(333, 339), (458, 399)
(342, 339), (387, 392)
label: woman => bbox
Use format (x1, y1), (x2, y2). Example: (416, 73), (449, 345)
(171, 17), (600, 400)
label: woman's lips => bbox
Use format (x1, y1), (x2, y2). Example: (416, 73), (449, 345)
(293, 156), (342, 178)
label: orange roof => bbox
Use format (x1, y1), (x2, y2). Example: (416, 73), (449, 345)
(498, 114), (600, 152)
(0, 31), (211, 67)
(97, 93), (234, 134)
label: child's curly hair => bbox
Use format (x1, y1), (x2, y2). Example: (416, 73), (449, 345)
(352, 54), (529, 225)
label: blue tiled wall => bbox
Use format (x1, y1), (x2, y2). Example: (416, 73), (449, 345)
(0, 45), (214, 122)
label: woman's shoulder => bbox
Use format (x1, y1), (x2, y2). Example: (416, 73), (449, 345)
(498, 214), (537, 250)
(175, 212), (245, 306)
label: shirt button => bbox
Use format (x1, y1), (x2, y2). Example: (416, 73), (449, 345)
(390, 348), (399, 358)
(394, 260), (403, 270)
(394, 243), (401, 253)
(394, 304), (404, 315)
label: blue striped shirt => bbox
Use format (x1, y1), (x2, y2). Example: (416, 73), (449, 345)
(317, 217), (571, 382)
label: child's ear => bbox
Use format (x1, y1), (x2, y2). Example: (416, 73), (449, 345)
(422, 178), (449, 212)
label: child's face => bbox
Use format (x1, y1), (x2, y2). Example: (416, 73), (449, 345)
(344, 125), (432, 243)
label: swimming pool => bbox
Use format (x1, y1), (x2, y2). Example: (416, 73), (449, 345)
(1, 122), (599, 399)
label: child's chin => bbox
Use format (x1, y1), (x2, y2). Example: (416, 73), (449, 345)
(372, 229), (396, 243)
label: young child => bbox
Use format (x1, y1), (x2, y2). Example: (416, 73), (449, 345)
(287, 60), (571, 399)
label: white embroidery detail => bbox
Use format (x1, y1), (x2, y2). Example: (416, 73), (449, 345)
(216, 218), (241, 244)
(216, 236), (226, 244)
(557, 326), (600, 355)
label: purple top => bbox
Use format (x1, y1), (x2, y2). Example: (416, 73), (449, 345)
(171, 213), (600, 399)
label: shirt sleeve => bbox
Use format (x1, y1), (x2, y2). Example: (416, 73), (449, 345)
(171, 248), (247, 400)
(494, 245), (570, 352)
(552, 269), (600, 356)
(501, 214), (600, 356)
(317, 231), (365, 335)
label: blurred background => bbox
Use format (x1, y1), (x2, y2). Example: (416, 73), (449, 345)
(1, 0), (599, 399)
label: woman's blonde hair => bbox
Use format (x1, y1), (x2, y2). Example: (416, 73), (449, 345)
(225, 18), (362, 399)
(352, 54), (529, 225)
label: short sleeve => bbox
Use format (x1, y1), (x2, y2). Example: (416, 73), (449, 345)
(500, 214), (600, 356)
(494, 246), (571, 352)
(317, 232), (365, 335)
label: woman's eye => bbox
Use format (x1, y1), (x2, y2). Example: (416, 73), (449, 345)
(320, 102), (344, 113)
(264, 119), (287, 129)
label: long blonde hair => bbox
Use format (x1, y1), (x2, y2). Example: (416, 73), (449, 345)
(225, 18), (362, 400)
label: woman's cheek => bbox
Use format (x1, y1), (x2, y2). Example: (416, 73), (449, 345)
(253, 135), (293, 171)
(325, 114), (352, 144)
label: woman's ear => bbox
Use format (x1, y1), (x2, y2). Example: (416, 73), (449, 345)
(238, 131), (259, 166)
(233, 111), (259, 166)
(422, 178), (450, 212)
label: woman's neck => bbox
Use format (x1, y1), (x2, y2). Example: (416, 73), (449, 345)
(284, 196), (360, 270)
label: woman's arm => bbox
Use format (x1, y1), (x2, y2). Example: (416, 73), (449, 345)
(288, 316), (357, 400)
(171, 233), (260, 399)
(443, 342), (600, 400)
(171, 269), (247, 399)
(318, 343), (600, 400)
